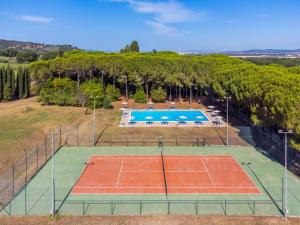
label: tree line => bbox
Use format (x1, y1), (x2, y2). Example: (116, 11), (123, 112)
(0, 65), (30, 101)
(29, 50), (300, 150)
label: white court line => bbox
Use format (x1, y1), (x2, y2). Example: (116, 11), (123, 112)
(91, 156), (234, 160)
(116, 159), (123, 187)
(202, 159), (216, 187)
(74, 186), (258, 189)
(120, 170), (207, 173)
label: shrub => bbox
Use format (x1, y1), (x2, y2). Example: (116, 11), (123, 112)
(151, 87), (167, 103)
(133, 87), (147, 103)
(16, 50), (39, 63)
(103, 96), (113, 109)
(106, 84), (121, 101)
(38, 78), (77, 105)
(80, 80), (105, 109)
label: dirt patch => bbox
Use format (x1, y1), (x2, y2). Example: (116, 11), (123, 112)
(0, 215), (298, 225)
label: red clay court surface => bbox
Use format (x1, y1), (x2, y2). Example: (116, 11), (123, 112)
(72, 155), (261, 194)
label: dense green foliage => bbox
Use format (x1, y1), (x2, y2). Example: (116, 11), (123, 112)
(103, 96), (113, 109)
(39, 78), (77, 105)
(41, 50), (63, 60)
(0, 65), (30, 101)
(133, 87), (147, 103)
(29, 51), (300, 150)
(80, 80), (105, 109)
(151, 87), (167, 103)
(16, 50), (39, 63)
(243, 57), (300, 67)
(105, 84), (121, 101)
(0, 48), (18, 57)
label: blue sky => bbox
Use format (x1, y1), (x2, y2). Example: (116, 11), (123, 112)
(0, 0), (299, 51)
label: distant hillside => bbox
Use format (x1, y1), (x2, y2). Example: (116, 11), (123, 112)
(0, 39), (78, 52)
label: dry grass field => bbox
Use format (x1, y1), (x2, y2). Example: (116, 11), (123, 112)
(0, 215), (299, 225)
(0, 97), (246, 171)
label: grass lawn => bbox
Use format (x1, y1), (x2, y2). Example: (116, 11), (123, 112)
(0, 97), (87, 170)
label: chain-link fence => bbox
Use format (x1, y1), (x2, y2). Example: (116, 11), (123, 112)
(0, 128), (61, 212)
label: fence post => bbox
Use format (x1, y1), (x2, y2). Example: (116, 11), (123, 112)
(195, 201), (198, 214)
(139, 200), (142, 215)
(36, 145), (39, 172)
(12, 164), (15, 197)
(25, 153), (28, 215)
(45, 136), (48, 161)
(168, 201), (170, 214)
(83, 201), (85, 215)
(253, 200), (256, 215)
(59, 124), (62, 148)
(77, 125), (79, 146)
(282, 177), (284, 214)
(224, 200), (227, 215)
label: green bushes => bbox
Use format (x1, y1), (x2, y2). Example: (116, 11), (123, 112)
(30, 51), (300, 150)
(39, 78), (118, 109)
(106, 84), (121, 101)
(39, 78), (77, 105)
(103, 96), (113, 109)
(133, 87), (147, 103)
(80, 80), (105, 109)
(151, 87), (167, 103)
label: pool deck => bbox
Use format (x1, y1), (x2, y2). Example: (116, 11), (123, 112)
(119, 108), (226, 127)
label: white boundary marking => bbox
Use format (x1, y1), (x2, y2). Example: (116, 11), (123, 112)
(74, 186), (259, 189)
(116, 159), (123, 187)
(202, 159), (216, 187)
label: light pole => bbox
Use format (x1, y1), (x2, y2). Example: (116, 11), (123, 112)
(91, 96), (99, 147)
(224, 96), (231, 147)
(278, 129), (293, 217)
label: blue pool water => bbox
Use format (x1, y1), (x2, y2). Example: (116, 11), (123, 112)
(130, 110), (209, 122)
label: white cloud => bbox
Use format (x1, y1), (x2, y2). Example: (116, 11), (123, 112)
(145, 20), (185, 37)
(16, 15), (54, 23)
(109, 0), (204, 37)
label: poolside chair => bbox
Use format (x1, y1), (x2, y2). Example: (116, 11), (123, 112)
(161, 121), (168, 126)
(146, 121), (153, 126)
(195, 121), (202, 126)
(129, 121), (136, 127)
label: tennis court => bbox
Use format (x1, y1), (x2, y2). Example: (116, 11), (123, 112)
(72, 155), (260, 194)
(2, 146), (300, 216)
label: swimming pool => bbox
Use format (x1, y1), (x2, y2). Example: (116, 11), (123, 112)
(129, 110), (209, 122)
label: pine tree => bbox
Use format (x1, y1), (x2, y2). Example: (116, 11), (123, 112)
(23, 67), (30, 98)
(15, 67), (24, 98)
(5, 65), (15, 99)
(3, 82), (13, 101)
